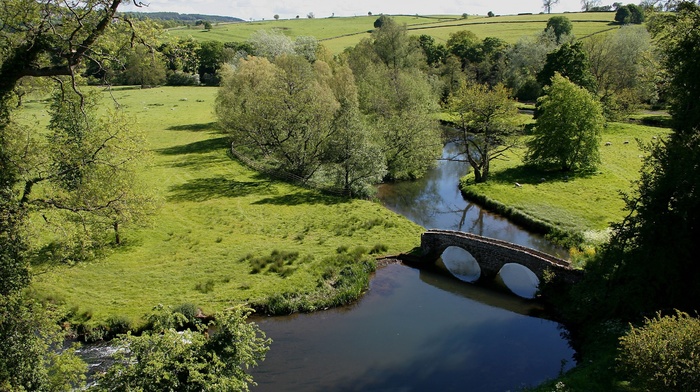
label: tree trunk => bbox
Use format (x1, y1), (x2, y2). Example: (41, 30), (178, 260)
(113, 221), (120, 245)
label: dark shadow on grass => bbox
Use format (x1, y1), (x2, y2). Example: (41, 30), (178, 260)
(168, 176), (275, 202)
(157, 136), (229, 156)
(486, 164), (597, 186)
(166, 122), (218, 132)
(253, 190), (350, 206)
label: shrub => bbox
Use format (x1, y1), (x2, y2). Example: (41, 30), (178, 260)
(173, 303), (199, 326)
(105, 315), (132, 339)
(166, 71), (200, 86)
(617, 310), (700, 392)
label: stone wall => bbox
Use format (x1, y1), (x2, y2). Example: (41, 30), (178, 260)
(420, 230), (583, 284)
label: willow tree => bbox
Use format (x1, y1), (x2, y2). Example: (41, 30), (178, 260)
(217, 55), (340, 180)
(347, 16), (442, 180)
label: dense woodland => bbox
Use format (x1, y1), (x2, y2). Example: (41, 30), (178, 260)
(1, 0), (700, 390)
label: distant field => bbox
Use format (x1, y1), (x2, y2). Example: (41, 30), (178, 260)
(163, 12), (617, 53)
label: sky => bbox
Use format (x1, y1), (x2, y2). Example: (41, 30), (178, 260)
(123, 0), (588, 21)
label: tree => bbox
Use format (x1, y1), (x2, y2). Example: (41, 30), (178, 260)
(487, 11), (495, 17)
(618, 311), (700, 392)
(0, 1), (163, 388)
(526, 73), (604, 172)
(543, 0), (561, 13)
(216, 55), (339, 179)
(324, 65), (386, 196)
(203, 21), (212, 30)
(121, 45), (167, 87)
(1, 294), (87, 391)
(347, 17), (442, 180)
(574, 2), (700, 320)
(615, 4), (645, 24)
(94, 306), (271, 392)
(584, 25), (657, 119)
(248, 30), (295, 60)
(307, 12), (315, 19)
(545, 16), (573, 44)
(537, 41), (597, 92)
(449, 83), (521, 183)
(197, 40), (225, 84)
(504, 29), (559, 100)
(274, 14), (280, 20)
(581, 0), (602, 11)
(446, 30), (481, 70)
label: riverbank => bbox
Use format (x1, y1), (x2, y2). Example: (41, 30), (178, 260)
(459, 119), (671, 258)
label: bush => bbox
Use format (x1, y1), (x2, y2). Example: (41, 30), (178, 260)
(105, 315), (132, 339)
(617, 310), (700, 392)
(166, 71), (200, 86)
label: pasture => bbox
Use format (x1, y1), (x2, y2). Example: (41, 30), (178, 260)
(26, 86), (423, 327)
(163, 12), (618, 53)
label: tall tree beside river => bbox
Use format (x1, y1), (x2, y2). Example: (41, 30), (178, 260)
(448, 82), (521, 183)
(571, 1), (700, 321)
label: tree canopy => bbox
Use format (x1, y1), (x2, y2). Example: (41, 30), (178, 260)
(448, 82), (520, 183)
(526, 73), (604, 172)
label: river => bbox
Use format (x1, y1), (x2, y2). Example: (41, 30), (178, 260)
(78, 144), (576, 391)
(246, 143), (575, 391)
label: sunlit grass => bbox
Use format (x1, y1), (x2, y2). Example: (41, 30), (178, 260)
(461, 121), (671, 240)
(27, 86), (423, 326)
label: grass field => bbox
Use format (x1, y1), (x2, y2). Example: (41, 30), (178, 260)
(163, 12), (618, 53)
(25, 86), (423, 328)
(460, 121), (671, 245)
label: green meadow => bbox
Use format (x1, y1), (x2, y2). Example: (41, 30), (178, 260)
(26, 86), (423, 327)
(163, 12), (618, 53)
(460, 121), (671, 246)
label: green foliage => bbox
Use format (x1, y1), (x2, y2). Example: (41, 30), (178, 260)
(537, 41), (596, 92)
(584, 25), (657, 120)
(527, 73), (604, 172)
(545, 16), (573, 43)
(347, 19), (442, 180)
(575, 2), (700, 320)
(503, 29), (559, 101)
(0, 294), (86, 391)
(93, 306), (270, 392)
(217, 54), (340, 179)
(121, 45), (167, 87)
(615, 4), (645, 24)
(618, 311), (700, 392)
(448, 82), (521, 182)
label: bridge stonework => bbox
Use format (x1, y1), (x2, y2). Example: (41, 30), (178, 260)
(420, 230), (583, 285)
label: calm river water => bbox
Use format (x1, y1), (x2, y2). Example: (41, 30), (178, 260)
(247, 144), (575, 391)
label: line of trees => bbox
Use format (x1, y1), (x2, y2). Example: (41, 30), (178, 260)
(216, 18), (443, 195)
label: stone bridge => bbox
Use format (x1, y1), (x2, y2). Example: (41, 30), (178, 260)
(420, 230), (583, 285)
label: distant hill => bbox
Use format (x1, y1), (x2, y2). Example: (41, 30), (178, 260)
(121, 11), (243, 24)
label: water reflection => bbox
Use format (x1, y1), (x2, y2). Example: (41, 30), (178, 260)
(250, 264), (574, 392)
(377, 143), (567, 257)
(496, 264), (541, 299)
(437, 246), (481, 282)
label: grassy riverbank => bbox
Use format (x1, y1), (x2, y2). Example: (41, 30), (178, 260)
(24, 86), (423, 335)
(460, 120), (671, 253)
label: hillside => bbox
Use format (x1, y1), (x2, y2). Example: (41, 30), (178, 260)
(121, 11), (243, 24)
(162, 12), (618, 53)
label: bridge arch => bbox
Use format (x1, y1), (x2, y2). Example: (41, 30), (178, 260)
(420, 230), (582, 289)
